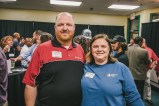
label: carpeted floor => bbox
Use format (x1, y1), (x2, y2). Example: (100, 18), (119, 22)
(144, 90), (159, 106)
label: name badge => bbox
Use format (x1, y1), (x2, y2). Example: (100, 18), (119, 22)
(52, 51), (62, 58)
(85, 72), (95, 78)
(9, 53), (14, 57)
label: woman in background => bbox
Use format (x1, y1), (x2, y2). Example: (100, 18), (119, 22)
(0, 36), (14, 59)
(81, 34), (144, 106)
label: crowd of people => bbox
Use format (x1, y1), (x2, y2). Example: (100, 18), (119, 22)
(0, 12), (159, 106)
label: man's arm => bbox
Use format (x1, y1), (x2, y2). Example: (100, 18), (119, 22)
(24, 85), (37, 106)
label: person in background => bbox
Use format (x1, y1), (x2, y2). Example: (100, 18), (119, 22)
(19, 37), (25, 48)
(12, 32), (21, 53)
(81, 34), (144, 106)
(128, 38), (134, 47)
(74, 29), (92, 54)
(39, 32), (53, 44)
(23, 12), (85, 106)
(20, 37), (33, 68)
(111, 35), (129, 67)
(141, 38), (158, 105)
(12, 32), (21, 66)
(127, 36), (151, 99)
(11, 30), (43, 63)
(0, 36), (14, 59)
(155, 60), (159, 83)
(0, 46), (8, 106)
(11, 31), (52, 67)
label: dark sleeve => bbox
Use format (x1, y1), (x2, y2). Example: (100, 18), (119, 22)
(118, 57), (129, 67)
(13, 41), (20, 47)
(144, 51), (151, 65)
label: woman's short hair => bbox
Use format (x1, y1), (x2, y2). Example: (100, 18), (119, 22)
(0, 35), (13, 48)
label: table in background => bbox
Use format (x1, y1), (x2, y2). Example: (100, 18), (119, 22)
(8, 68), (26, 106)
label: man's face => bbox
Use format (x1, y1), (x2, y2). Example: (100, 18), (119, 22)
(55, 14), (75, 44)
(111, 42), (119, 51)
(32, 32), (40, 43)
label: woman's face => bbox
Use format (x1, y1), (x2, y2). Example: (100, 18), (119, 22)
(91, 38), (110, 65)
(5, 39), (13, 47)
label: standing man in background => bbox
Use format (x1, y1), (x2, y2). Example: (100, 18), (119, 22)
(127, 36), (151, 99)
(111, 35), (129, 67)
(0, 46), (8, 106)
(142, 38), (158, 105)
(23, 12), (85, 106)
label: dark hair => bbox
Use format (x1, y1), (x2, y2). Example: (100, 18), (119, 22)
(86, 34), (116, 65)
(34, 30), (43, 36)
(118, 42), (128, 51)
(134, 36), (143, 46)
(40, 32), (53, 43)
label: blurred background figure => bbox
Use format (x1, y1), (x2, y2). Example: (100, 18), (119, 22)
(20, 37), (25, 48)
(10, 30), (43, 65)
(13, 32), (21, 66)
(74, 29), (92, 54)
(128, 38), (134, 47)
(12, 32), (21, 53)
(111, 35), (129, 67)
(127, 36), (151, 99)
(141, 38), (158, 105)
(11, 31), (53, 68)
(20, 37), (33, 68)
(0, 36), (14, 59)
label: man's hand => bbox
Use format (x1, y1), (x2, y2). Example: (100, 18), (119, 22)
(3, 45), (10, 53)
(149, 60), (157, 69)
(10, 58), (17, 62)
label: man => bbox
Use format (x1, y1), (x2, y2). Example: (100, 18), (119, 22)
(20, 38), (33, 68)
(11, 30), (42, 63)
(74, 29), (92, 54)
(0, 47), (8, 106)
(22, 12), (85, 106)
(111, 35), (129, 67)
(12, 32), (21, 52)
(142, 38), (158, 105)
(127, 36), (151, 99)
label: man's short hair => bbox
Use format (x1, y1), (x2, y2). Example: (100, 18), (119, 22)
(134, 36), (143, 44)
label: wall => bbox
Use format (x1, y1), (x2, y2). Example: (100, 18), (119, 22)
(135, 8), (159, 35)
(0, 8), (127, 36)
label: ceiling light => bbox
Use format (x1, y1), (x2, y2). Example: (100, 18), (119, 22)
(0, 0), (16, 2)
(50, 0), (82, 6)
(108, 4), (140, 10)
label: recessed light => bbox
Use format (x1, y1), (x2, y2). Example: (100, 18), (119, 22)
(50, 0), (82, 6)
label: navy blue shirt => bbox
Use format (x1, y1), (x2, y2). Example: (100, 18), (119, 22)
(0, 47), (8, 105)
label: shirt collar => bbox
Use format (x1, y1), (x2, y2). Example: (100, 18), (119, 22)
(51, 36), (77, 48)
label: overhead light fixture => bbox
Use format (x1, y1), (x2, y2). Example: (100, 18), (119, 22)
(108, 4), (140, 10)
(0, 0), (16, 2)
(50, 0), (82, 6)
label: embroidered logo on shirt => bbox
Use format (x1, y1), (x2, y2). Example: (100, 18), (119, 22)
(106, 74), (118, 77)
(85, 72), (95, 78)
(52, 51), (62, 58)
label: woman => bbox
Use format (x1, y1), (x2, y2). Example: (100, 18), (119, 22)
(81, 34), (144, 106)
(0, 36), (14, 59)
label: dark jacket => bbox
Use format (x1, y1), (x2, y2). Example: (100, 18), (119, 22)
(115, 51), (129, 67)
